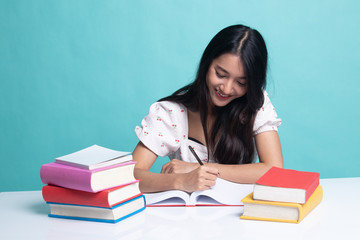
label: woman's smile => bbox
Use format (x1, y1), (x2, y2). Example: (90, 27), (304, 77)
(215, 89), (232, 100)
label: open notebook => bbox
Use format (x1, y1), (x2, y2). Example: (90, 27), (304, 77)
(144, 178), (254, 206)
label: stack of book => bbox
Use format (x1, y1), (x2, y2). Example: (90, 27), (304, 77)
(241, 167), (323, 223)
(40, 145), (146, 223)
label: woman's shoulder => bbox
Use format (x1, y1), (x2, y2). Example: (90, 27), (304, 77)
(253, 89), (282, 135)
(135, 101), (188, 157)
(148, 101), (187, 116)
(261, 89), (270, 102)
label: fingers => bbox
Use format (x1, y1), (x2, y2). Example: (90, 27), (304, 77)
(162, 161), (220, 192)
(188, 177), (217, 191)
(161, 162), (172, 174)
(161, 159), (182, 174)
(201, 178), (217, 190)
(161, 159), (198, 174)
(192, 166), (218, 190)
(199, 165), (220, 178)
(179, 165), (220, 192)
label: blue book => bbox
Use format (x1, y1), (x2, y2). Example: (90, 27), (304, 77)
(47, 195), (146, 223)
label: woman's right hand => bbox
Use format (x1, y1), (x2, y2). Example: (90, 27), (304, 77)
(178, 165), (219, 192)
(161, 159), (199, 174)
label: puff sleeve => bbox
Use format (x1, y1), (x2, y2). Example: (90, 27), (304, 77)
(253, 90), (282, 135)
(135, 101), (187, 157)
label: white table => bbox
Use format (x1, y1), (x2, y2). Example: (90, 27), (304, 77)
(1, 178), (359, 240)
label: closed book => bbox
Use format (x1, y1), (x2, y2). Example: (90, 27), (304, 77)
(253, 167), (320, 204)
(47, 195), (146, 223)
(40, 161), (136, 192)
(55, 145), (132, 170)
(241, 185), (323, 223)
(42, 180), (141, 208)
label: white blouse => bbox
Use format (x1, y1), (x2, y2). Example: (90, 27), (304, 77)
(135, 90), (281, 164)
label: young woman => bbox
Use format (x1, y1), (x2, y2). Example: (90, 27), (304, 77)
(133, 24), (283, 193)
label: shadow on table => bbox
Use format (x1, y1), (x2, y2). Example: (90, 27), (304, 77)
(30, 201), (49, 215)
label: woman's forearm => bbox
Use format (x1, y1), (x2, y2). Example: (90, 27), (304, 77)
(133, 142), (183, 193)
(134, 168), (181, 193)
(134, 165), (219, 193)
(208, 161), (282, 184)
(211, 130), (283, 184)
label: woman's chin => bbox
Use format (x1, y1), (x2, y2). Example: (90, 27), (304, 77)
(211, 98), (232, 107)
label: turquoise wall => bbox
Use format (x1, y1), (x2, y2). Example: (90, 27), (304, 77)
(1, 0), (359, 191)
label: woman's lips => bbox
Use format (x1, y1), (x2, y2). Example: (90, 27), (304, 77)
(215, 89), (231, 100)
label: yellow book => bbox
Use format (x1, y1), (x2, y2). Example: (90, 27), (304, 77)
(240, 185), (323, 223)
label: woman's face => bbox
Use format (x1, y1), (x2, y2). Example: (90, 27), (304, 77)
(206, 53), (248, 108)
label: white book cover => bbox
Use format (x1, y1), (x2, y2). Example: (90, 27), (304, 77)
(55, 145), (132, 170)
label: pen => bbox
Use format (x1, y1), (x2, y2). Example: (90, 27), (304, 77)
(188, 145), (204, 165)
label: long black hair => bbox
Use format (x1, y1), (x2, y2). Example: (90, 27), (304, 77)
(160, 24), (268, 164)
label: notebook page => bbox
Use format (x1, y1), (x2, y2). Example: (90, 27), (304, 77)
(191, 178), (254, 205)
(144, 190), (191, 206)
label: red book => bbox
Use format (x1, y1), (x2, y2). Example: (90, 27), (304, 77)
(42, 180), (142, 208)
(40, 161), (136, 192)
(253, 167), (320, 204)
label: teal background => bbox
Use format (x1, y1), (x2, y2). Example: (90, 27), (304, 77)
(1, 0), (359, 191)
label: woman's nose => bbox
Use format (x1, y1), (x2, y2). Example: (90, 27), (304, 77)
(221, 80), (234, 95)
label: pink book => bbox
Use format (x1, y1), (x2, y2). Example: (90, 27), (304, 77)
(40, 161), (136, 193)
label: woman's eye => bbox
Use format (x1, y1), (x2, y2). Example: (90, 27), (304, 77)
(215, 71), (226, 78)
(237, 81), (246, 86)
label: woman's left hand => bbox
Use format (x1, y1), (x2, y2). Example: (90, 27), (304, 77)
(161, 159), (199, 174)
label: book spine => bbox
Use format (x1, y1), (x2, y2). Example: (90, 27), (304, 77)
(305, 176), (320, 202)
(47, 195), (146, 223)
(240, 215), (298, 224)
(42, 185), (110, 207)
(298, 185), (323, 223)
(48, 205), (146, 223)
(43, 185), (144, 208)
(40, 163), (94, 192)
